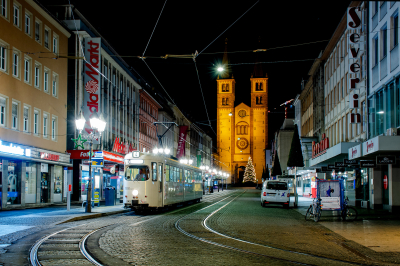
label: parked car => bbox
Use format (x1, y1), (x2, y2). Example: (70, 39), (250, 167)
(260, 180), (290, 208)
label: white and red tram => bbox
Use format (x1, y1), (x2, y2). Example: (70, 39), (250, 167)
(123, 152), (203, 211)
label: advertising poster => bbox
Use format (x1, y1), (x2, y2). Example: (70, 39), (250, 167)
(318, 181), (341, 210)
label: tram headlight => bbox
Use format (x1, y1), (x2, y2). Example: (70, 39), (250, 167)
(132, 190), (139, 196)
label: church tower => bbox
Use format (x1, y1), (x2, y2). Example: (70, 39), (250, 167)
(217, 39), (235, 181)
(250, 38), (268, 182)
(216, 38), (268, 185)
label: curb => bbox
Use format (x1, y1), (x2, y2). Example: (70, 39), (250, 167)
(57, 209), (131, 224)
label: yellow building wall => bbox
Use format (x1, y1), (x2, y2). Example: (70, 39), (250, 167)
(0, 0), (70, 153)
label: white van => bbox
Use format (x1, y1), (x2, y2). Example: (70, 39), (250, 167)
(261, 180), (290, 208)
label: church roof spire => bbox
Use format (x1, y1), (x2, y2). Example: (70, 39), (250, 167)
(252, 36), (266, 78)
(221, 38), (230, 79)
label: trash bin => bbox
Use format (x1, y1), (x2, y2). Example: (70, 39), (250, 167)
(105, 187), (116, 206)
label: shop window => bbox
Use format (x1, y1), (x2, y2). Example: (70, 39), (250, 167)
(7, 161), (21, 204)
(25, 162), (37, 203)
(53, 165), (63, 201)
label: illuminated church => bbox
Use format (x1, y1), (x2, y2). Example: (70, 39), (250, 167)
(217, 39), (268, 184)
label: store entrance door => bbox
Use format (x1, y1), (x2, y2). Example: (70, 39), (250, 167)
(41, 172), (49, 203)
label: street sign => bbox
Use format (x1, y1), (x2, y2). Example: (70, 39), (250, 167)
(94, 151), (103, 158)
(91, 157), (104, 167)
(377, 156), (396, 165)
(360, 160), (376, 168)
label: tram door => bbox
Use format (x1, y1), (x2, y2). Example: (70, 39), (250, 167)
(158, 163), (163, 206)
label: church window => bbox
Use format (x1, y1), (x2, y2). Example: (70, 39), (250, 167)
(260, 83), (263, 91)
(255, 83), (259, 91)
(222, 84), (226, 91)
(222, 98), (226, 105)
(226, 84), (229, 92)
(259, 97), (262, 104)
(226, 98), (229, 105)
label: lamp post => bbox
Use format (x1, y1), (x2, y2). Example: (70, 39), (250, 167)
(75, 110), (106, 213)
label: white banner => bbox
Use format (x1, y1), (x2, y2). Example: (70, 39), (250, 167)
(83, 38), (101, 144)
(321, 197), (340, 210)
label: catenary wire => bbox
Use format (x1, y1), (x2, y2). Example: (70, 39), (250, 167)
(142, 0), (167, 58)
(197, 0), (259, 57)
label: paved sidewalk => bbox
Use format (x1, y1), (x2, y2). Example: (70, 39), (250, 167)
(295, 196), (400, 253)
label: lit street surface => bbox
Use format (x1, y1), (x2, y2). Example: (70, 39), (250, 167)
(1, 189), (400, 265)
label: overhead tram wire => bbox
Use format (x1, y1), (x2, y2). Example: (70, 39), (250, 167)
(142, 0), (167, 58)
(196, 0), (259, 57)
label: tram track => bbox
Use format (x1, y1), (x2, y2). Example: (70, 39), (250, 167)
(175, 191), (376, 266)
(29, 190), (235, 266)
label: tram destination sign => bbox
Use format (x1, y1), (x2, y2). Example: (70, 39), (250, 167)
(376, 156), (396, 165)
(360, 160), (376, 168)
(343, 159), (359, 165)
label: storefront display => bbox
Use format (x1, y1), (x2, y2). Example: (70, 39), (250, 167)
(25, 163), (37, 204)
(54, 166), (63, 202)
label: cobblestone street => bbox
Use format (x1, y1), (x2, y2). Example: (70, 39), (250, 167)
(1, 189), (400, 265)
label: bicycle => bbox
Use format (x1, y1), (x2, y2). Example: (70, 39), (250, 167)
(305, 197), (322, 222)
(341, 197), (358, 221)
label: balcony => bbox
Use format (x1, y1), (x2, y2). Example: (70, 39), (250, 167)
(380, 56), (388, 80)
(390, 44), (399, 72)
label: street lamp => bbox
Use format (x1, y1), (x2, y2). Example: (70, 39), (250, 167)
(75, 110), (106, 213)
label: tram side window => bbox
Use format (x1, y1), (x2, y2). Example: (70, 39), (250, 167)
(152, 162), (157, 181)
(166, 165), (170, 182)
(179, 168), (183, 182)
(125, 166), (149, 181)
(158, 164), (162, 182)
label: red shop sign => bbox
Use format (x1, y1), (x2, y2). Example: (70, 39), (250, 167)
(383, 175), (388, 190)
(312, 133), (329, 159)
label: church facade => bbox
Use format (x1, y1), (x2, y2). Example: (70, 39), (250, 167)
(217, 48), (268, 184)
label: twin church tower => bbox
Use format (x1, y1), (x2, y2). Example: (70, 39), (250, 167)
(217, 39), (268, 184)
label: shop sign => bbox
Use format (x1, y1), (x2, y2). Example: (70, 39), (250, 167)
(67, 150), (99, 159)
(177, 126), (189, 159)
(40, 152), (60, 162)
(364, 139), (377, 155)
(383, 175), (388, 190)
(0, 140), (31, 156)
(94, 189), (100, 203)
(335, 162), (347, 168)
(344, 159), (359, 165)
(360, 160), (376, 168)
(312, 133), (329, 159)
(112, 137), (135, 155)
(347, 6), (362, 124)
(83, 37), (101, 144)
(94, 151), (103, 158)
(321, 166), (328, 172)
(348, 145), (361, 160)
(328, 164), (339, 170)
(377, 156), (396, 165)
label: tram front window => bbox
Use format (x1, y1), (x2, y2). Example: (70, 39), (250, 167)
(126, 166), (150, 181)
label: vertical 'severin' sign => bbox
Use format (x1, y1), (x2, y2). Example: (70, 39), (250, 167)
(83, 38), (101, 143)
(347, 7), (362, 124)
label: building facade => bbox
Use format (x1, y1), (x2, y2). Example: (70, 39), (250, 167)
(0, 0), (71, 209)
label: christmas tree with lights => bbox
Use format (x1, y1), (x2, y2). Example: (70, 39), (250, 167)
(243, 157), (257, 183)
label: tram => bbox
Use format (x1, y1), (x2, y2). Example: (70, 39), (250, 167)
(123, 151), (203, 211)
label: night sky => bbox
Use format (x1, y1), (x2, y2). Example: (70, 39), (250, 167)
(42, 0), (351, 146)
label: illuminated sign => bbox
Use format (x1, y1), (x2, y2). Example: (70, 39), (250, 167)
(40, 152), (60, 161)
(0, 141), (31, 156)
(312, 133), (329, 159)
(83, 38), (101, 143)
(112, 137), (135, 154)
